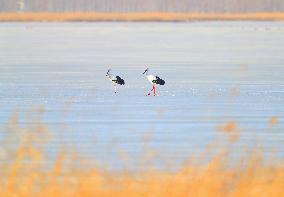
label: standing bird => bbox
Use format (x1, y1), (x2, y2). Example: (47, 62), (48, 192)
(143, 68), (165, 96)
(106, 69), (125, 94)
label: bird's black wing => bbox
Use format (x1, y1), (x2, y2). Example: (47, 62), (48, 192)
(153, 76), (165, 85)
(114, 76), (125, 85)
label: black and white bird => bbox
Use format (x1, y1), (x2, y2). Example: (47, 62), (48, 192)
(143, 68), (165, 96)
(106, 69), (125, 94)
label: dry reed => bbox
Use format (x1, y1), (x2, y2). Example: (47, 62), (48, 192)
(0, 12), (284, 22)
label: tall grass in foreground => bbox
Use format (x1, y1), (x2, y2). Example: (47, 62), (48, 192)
(0, 109), (283, 197)
(0, 12), (284, 22)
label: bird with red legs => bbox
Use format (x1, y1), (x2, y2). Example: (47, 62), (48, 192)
(143, 68), (165, 96)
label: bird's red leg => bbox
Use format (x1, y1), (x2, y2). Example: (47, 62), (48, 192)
(153, 85), (156, 96)
(147, 85), (154, 96)
(147, 88), (152, 96)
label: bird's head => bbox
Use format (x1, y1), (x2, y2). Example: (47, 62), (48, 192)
(143, 68), (149, 75)
(106, 69), (111, 76)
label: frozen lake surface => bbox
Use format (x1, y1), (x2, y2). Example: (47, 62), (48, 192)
(0, 22), (284, 170)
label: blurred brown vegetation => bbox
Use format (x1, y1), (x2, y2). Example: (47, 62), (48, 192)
(0, 109), (283, 197)
(1, 12), (284, 22)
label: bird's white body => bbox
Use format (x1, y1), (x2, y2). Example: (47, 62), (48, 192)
(146, 74), (156, 84)
(107, 74), (117, 84)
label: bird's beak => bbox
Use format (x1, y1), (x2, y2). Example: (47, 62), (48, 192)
(143, 68), (148, 74)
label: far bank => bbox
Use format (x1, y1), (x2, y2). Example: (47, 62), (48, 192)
(1, 12), (284, 22)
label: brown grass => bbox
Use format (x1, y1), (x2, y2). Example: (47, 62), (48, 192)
(1, 152), (284, 197)
(0, 12), (284, 22)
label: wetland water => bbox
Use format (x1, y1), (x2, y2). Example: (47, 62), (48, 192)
(0, 22), (284, 170)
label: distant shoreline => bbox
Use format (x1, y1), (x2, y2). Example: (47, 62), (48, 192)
(0, 12), (284, 22)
